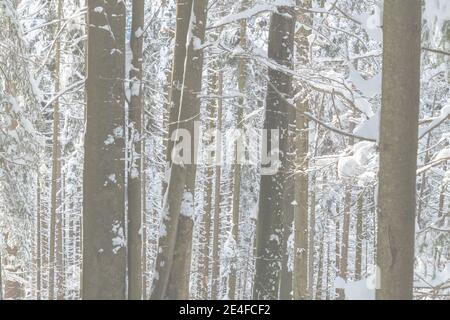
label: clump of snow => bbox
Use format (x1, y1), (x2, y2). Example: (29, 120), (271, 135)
(104, 134), (115, 145)
(433, 148), (450, 162)
(269, 233), (280, 244)
(353, 109), (380, 142)
(347, 65), (381, 99)
(134, 27), (144, 38)
(108, 174), (117, 184)
(111, 221), (125, 254)
(353, 5), (383, 42)
(334, 277), (376, 300)
(338, 141), (377, 180)
(338, 156), (363, 179)
(180, 191), (194, 218)
(113, 126), (124, 138)
(223, 233), (236, 260)
(130, 167), (139, 179)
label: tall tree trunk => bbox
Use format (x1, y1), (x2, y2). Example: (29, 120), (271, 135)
(376, 0), (421, 300)
(36, 174), (42, 300)
(438, 163), (447, 219)
(315, 232), (324, 300)
(339, 122), (356, 299)
(83, 0), (127, 299)
(292, 0), (311, 300)
(152, 0), (208, 300)
(165, 0), (192, 163)
(56, 169), (65, 300)
(128, 0), (145, 300)
(201, 146), (213, 300)
(338, 187), (351, 299)
(152, 0), (191, 299)
(141, 144), (148, 300)
(49, 0), (63, 300)
(0, 244), (2, 300)
(211, 71), (224, 300)
(229, 1), (249, 299)
(280, 171), (293, 301)
(4, 233), (24, 300)
(200, 56), (222, 299)
(253, 6), (295, 300)
(354, 192), (364, 280)
(325, 221), (332, 300)
(335, 205), (343, 299)
(308, 174), (316, 298)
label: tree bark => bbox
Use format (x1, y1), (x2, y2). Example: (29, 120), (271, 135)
(211, 72), (224, 300)
(165, 0), (193, 162)
(229, 0), (249, 299)
(355, 192), (364, 280)
(315, 232), (324, 300)
(49, 0), (63, 300)
(293, 0), (311, 300)
(128, 0), (145, 300)
(199, 54), (222, 299)
(376, 0), (421, 300)
(253, 6), (295, 300)
(36, 174), (42, 300)
(152, 0), (208, 300)
(307, 174), (316, 298)
(338, 187), (351, 299)
(83, 0), (127, 300)
(152, 0), (191, 299)
(0, 243), (2, 300)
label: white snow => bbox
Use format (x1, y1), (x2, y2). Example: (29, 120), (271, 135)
(353, 109), (380, 142)
(180, 191), (194, 218)
(134, 27), (144, 38)
(111, 221), (125, 254)
(335, 277), (376, 300)
(338, 141), (377, 180)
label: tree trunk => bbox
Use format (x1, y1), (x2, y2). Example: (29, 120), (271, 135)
(199, 55), (222, 299)
(211, 72), (224, 300)
(128, 0), (145, 300)
(339, 122), (356, 299)
(292, 0), (311, 300)
(36, 174), (42, 300)
(229, 1), (249, 299)
(165, 0), (193, 163)
(308, 174), (316, 298)
(338, 187), (351, 299)
(83, 0), (127, 299)
(0, 245), (2, 300)
(152, 0), (208, 300)
(335, 205), (343, 299)
(141, 147), (148, 300)
(253, 6), (295, 300)
(438, 163), (447, 220)
(376, 0), (421, 300)
(355, 192), (364, 280)
(152, 0), (191, 299)
(315, 233), (324, 300)
(56, 169), (65, 300)
(4, 233), (24, 300)
(49, 0), (63, 300)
